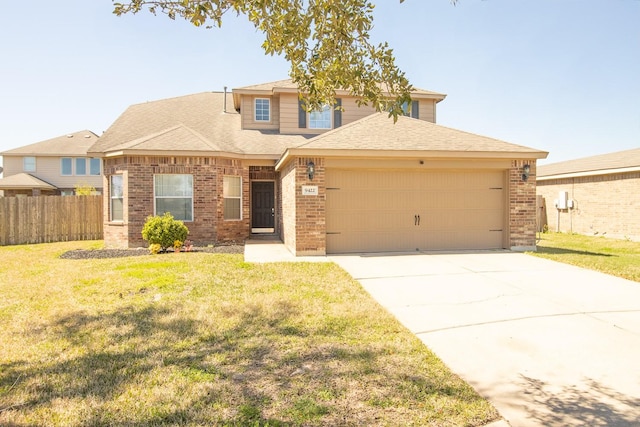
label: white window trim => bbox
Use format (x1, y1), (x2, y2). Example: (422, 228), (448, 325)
(153, 174), (194, 222)
(110, 175), (124, 222)
(89, 158), (101, 176)
(254, 98), (271, 122)
(308, 105), (332, 129)
(223, 175), (242, 221)
(61, 157), (73, 176)
(75, 158), (87, 176)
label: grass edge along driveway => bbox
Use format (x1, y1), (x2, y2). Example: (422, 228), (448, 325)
(0, 241), (497, 426)
(529, 232), (640, 283)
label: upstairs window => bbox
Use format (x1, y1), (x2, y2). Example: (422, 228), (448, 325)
(154, 174), (193, 221)
(401, 100), (420, 119)
(309, 105), (332, 129)
(223, 176), (242, 220)
(89, 158), (101, 176)
(255, 98), (270, 122)
(23, 157), (36, 172)
(75, 158), (87, 176)
(61, 158), (72, 176)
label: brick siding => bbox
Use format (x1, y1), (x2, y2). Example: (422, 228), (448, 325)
(508, 160), (538, 250)
(537, 171), (640, 241)
(103, 156), (253, 248)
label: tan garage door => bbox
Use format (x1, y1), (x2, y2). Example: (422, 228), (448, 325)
(326, 169), (506, 253)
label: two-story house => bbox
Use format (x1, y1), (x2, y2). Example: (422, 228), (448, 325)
(88, 79), (547, 255)
(0, 130), (103, 196)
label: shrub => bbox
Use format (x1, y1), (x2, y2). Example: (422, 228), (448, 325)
(141, 213), (189, 251)
(149, 243), (162, 255)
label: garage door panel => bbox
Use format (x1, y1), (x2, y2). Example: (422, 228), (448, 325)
(326, 169), (506, 253)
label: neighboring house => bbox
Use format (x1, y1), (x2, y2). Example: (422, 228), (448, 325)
(0, 130), (103, 196)
(537, 148), (640, 241)
(88, 79), (547, 255)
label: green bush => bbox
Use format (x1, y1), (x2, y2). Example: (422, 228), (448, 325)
(141, 213), (189, 251)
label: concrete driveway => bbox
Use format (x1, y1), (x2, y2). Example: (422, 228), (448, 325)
(330, 251), (640, 426)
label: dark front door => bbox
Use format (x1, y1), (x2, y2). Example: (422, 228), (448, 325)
(251, 181), (275, 229)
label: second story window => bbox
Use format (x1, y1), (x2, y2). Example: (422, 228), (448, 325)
(255, 98), (270, 122)
(89, 158), (101, 176)
(61, 158), (72, 176)
(75, 158), (87, 175)
(309, 105), (332, 129)
(23, 157), (36, 172)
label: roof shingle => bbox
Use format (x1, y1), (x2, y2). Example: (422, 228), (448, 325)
(1, 130), (99, 156)
(538, 148), (640, 178)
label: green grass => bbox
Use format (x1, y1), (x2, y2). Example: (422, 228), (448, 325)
(0, 241), (497, 426)
(530, 232), (640, 282)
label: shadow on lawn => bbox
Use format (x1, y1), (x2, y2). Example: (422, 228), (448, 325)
(520, 375), (640, 426)
(535, 246), (614, 257)
(0, 300), (484, 426)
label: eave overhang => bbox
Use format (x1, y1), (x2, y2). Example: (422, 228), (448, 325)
(275, 148), (548, 171)
(537, 165), (640, 181)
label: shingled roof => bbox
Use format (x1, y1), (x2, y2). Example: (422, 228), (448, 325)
(0, 173), (56, 190)
(90, 88), (546, 164)
(1, 130), (99, 156)
(89, 92), (308, 158)
(276, 113), (547, 168)
(538, 147), (640, 179)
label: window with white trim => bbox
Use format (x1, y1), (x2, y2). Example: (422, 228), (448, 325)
(110, 175), (123, 222)
(61, 158), (72, 176)
(89, 158), (101, 176)
(75, 158), (87, 175)
(154, 174), (193, 221)
(223, 176), (242, 220)
(255, 98), (270, 122)
(23, 157), (36, 172)
(309, 105), (332, 129)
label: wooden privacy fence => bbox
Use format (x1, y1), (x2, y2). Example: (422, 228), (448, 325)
(0, 195), (103, 246)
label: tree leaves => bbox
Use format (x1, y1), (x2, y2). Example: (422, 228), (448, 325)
(112, 0), (417, 119)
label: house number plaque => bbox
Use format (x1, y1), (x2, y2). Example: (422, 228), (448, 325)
(302, 185), (318, 196)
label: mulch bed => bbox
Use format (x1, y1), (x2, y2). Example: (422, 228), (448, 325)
(60, 244), (244, 259)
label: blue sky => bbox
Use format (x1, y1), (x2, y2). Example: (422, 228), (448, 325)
(0, 0), (638, 168)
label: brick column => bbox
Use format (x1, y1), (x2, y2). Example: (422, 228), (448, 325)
(509, 159), (538, 251)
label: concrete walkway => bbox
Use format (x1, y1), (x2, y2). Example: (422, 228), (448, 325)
(244, 239), (331, 263)
(244, 241), (640, 426)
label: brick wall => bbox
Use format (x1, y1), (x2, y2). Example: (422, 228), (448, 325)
(102, 156), (252, 248)
(537, 171), (640, 241)
(293, 157), (326, 255)
(508, 160), (538, 250)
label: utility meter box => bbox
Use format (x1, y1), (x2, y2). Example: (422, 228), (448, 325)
(556, 191), (568, 209)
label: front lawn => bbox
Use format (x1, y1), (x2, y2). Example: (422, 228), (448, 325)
(530, 232), (640, 282)
(0, 241), (497, 426)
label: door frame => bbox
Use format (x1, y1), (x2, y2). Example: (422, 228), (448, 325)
(250, 180), (276, 234)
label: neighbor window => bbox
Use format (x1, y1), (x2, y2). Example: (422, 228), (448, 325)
(309, 105), (332, 129)
(75, 158), (87, 175)
(255, 98), (270, 122)
(89, 158), (101, 176)
(223, 176), (241, 220)
(154, 174), (193, 221)
(110, 175), (123, 222)
(23, 157), (36, 172)
(61, 158), (72, 175)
